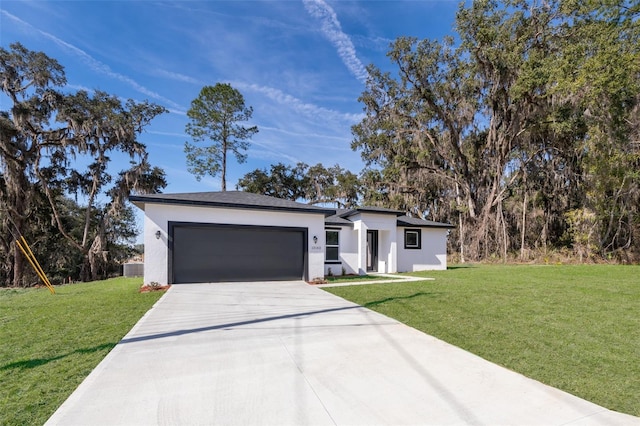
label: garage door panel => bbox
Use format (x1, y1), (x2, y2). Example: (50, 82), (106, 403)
(171, 224), (305, 283)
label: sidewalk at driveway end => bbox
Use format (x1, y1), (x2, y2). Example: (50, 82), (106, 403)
(316, 272), (430, 287)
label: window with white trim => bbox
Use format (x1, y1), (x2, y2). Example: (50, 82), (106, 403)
(404, 229), (421, 249)
(325, 230), (339, 262)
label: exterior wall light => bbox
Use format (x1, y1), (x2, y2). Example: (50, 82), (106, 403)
(313, 235), (318, 244)
(155, 230), (162, 239)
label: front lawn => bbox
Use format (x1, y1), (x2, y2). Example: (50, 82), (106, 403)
(325, 274), (393, 283)
(0, 278), (164, 426)
(324, 264), (640, 417)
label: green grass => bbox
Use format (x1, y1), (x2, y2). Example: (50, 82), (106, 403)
(325, 274), (393, 283)
(324, 264), (640, 417)
(0, 277), (164, 426)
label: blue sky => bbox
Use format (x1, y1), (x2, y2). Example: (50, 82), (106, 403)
(1, 0), (459, 194)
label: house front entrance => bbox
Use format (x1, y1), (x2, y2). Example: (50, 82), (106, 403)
(366, 230), (378, 272)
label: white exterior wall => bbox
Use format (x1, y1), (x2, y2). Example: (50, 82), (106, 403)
(324, 226), (358, 276)
(348, 213), (398, 274)
(325, 222), (450, 276)
(354, 221), (367, 274)
(143, 203), (327, 285)
(396, 227), (448, 272)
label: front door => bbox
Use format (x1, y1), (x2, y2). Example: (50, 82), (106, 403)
(366, 230), (378, 272)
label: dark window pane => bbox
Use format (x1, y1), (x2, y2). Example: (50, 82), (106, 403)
(326, 230), (339, 245)
(326, 247), (339, 261)
(405, 230), (421, 248)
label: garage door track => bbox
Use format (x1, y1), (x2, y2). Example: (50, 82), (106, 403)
(46, 281), (638, 425)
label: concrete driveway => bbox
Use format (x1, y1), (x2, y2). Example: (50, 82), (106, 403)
(46, 281), (638, 425)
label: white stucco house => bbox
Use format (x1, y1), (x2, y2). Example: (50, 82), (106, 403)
(129, 191), (454, 285)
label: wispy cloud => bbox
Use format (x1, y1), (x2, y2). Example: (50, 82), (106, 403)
(250, 140), (302, 164)
(64, 83), (94, 93)
(302, 0), (368, 83)
(154, 69), (203, 85)
(234, 81), (363, 124)
(352, 34), (394, 52)
(147, 130), (187, 139)
(1, 10), (184, 111)
(147, 141), (184, 151)
(259, 125), (349, 144)
(159, 165), (222, 192)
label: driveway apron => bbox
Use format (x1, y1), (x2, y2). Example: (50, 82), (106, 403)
(46, 281), (638, 426)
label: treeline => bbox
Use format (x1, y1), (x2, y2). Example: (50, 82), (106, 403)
(352, 0), (639, 263)
(237, 162), (360, 208)
(245, 1), (640, 263)
(1, 43), (166, 287)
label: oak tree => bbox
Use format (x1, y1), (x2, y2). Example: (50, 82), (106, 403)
(1, 43), (167, 286)
(352, 0), (640, 262)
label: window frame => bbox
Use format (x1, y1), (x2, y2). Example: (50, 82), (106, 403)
(325, 229), (340, 263)
(404, 229), (422, 249)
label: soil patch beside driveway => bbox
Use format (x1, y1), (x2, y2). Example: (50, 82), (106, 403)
(46, 281), (638, 425)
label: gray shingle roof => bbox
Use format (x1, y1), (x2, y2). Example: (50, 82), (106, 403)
(129, 191), (455, 228)
(342, 206), (405, 217)
(129, 191), (335, 216)
(324, 208), (453, 228)
(397, 215), (455, 228)
(325, 216), (354, 226)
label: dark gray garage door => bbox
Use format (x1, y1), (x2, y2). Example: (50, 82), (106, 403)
(170, 223), (306, 283)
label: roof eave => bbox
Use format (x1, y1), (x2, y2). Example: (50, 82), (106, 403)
(397, 220), (455, 229)
(128, 195), (335, 216)
(342, 209), (404, 218)
(324, 221), (354, 228)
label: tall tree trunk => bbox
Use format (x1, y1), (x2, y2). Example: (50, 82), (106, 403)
(222, 139), (227, 191)
(7, 185), (28, 287)
(455, 183), (466, 263)
(12, 242), (24, 287)
(498, 200), (508, 261)
(520, 190), (527, 260)
(82, 181), (98, 247)
(474, 174), (501, 260)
